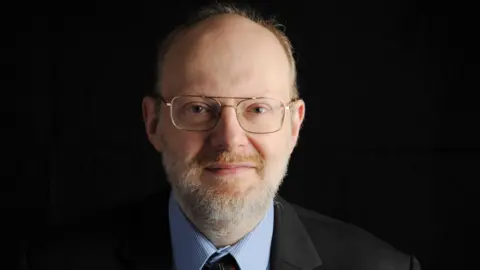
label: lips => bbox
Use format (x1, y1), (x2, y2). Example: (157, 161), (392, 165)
(204, 163), (257, 176)
(206, 163), (256, 170)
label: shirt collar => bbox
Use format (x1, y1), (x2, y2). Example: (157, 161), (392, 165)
(169, 192), (274, 270)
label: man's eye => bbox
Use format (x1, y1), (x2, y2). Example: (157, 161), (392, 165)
(247, 105), (270, 114)
(189, 106), (205, 113)
(253, 107), (266, 113)
(184, 103), (210, 113)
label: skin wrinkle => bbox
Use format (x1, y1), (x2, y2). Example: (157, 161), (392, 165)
(142, 13), (305, 247)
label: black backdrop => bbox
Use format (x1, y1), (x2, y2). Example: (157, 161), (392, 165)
(13, 0), (479, 269)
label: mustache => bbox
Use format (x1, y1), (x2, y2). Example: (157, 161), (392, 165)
(194, 150), (265, 169)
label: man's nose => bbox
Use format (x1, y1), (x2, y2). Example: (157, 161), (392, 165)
(209, 106), (248, 150)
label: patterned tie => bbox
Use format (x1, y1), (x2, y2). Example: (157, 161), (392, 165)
(202, 253), (239, 270)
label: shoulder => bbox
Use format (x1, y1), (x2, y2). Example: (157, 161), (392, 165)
(289, 202), (418, 270)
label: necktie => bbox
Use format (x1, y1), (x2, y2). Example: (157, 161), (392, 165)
(202, 253), (239, 270)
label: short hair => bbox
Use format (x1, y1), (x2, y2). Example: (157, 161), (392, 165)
(153, 2), (299, 100)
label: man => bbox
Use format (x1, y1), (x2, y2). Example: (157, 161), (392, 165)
(23, 3), (421, 270)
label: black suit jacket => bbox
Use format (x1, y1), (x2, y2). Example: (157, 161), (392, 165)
(21, 188), (421, 270)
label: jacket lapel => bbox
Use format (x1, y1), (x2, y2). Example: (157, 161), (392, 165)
(270, 196), (324, 270)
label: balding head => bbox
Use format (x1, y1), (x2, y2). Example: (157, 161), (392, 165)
(160, 14), (292, 101)
(153, 3), (298, 102)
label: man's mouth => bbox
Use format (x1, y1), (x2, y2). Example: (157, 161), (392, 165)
(205, 163), (256, 175)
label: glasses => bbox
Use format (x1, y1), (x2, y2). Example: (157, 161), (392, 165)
(157, 95), (297, 134)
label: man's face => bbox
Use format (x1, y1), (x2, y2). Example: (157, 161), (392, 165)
(143, 15), (305, 225)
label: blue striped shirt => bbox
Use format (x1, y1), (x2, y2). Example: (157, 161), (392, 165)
(168, 193), (274, 270)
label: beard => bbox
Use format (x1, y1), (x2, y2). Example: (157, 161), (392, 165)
(161, 139), (290, 238)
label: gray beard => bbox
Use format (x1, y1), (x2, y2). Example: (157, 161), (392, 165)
(162, 151), (289, 240)
(171, 180), (275, 239)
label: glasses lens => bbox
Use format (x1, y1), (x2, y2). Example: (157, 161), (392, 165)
(171, 96), (220, 130)
(237, 98), (285, 133)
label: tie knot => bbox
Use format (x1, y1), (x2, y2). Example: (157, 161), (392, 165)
(203, 253), (239, 270)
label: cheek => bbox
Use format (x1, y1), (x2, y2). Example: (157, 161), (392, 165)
(159, 112), (205, 157)
(161, 129), (204, 161)
(249, 133), (290, 160)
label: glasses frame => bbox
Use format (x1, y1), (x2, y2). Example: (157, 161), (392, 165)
(156, 94), (298, 134)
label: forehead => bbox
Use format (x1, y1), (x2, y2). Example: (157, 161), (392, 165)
(160, 15), (292, 101)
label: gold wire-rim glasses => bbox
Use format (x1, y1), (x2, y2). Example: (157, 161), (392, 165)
(155, 94), (299, 134)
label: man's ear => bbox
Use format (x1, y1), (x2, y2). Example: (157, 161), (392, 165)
(142, 96), (163, 152)
(289, 99), (306, 151)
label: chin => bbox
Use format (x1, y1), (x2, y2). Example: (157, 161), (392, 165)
(200, 174), (259, 196)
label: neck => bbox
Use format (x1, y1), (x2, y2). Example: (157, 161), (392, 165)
(176, 196), (272, 248)
(195, 213), (266, 248)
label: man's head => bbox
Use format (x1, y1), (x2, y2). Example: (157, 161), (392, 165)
(142, 3), (305, 238)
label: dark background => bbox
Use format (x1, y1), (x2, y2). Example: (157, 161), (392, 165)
(13, 0), (478, 269)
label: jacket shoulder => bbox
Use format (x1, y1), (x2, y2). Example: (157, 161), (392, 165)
(290, 203), (418, 270)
